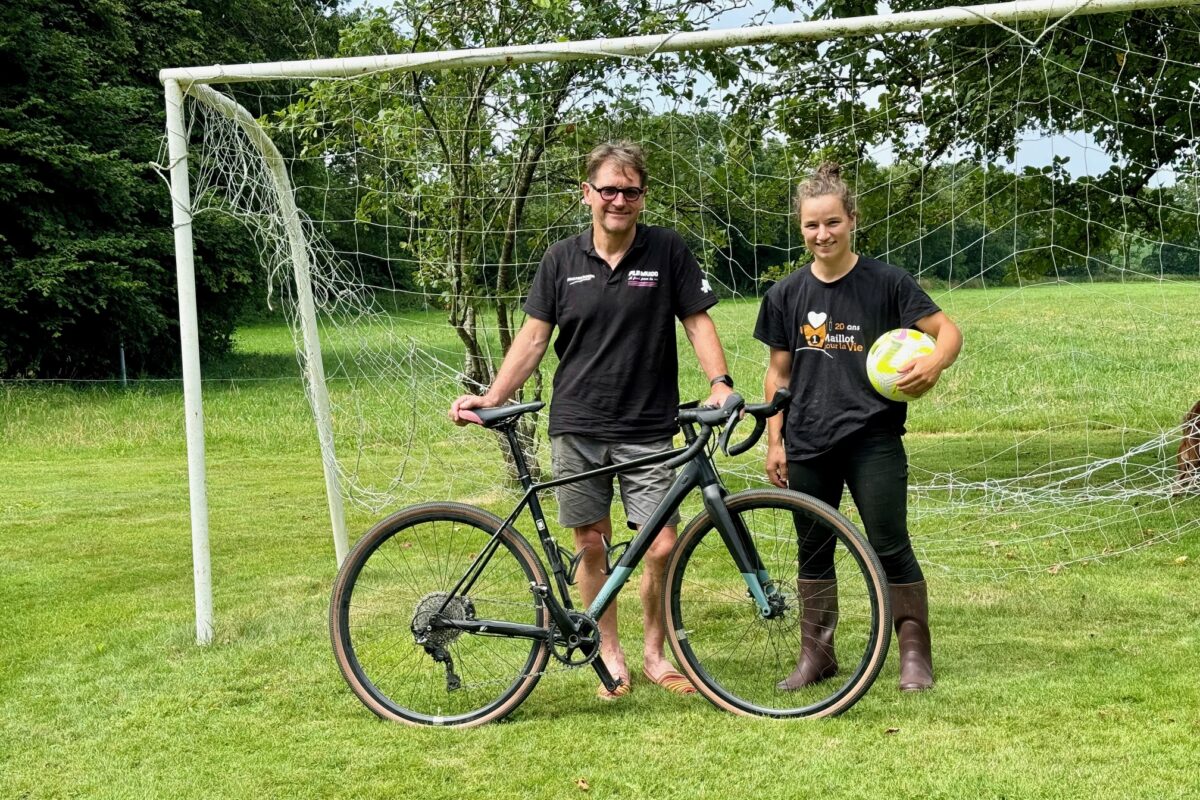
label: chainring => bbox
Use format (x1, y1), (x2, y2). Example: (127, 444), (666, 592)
(549, 611), (601, 667)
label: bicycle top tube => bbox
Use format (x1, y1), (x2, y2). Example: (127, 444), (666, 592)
(456, 390), (793, 486)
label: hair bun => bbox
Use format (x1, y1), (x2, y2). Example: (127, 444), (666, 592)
(794, 161), (857, 221)
(817, 162), (842, 179)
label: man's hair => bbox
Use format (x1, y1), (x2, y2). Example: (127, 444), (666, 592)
(794, 162), (857, 221)
(585, 141), (648, 187)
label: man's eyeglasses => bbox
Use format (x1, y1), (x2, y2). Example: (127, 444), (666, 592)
(587, 182), (646, 202)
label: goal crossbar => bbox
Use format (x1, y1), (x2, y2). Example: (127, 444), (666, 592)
(159, 0), (1193, 86)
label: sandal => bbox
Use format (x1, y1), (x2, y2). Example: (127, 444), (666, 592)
(597, 677), (632, 701)
(642, 667), (697, 695)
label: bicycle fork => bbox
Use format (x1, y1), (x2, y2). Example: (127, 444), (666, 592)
(699, 481), (786, 620)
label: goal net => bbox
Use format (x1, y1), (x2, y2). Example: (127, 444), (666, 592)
(163, 0), (1200, 603)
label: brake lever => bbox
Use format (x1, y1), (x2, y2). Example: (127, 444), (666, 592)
(725, 389), (792, 457)
(717, 406), (743, 455)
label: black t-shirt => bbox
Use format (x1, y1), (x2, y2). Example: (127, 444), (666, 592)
(524, 224), (717, 441)
(754, 257), (940, 460)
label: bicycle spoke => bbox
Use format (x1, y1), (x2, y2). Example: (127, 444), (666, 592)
(331, 504), (549, 726)
(666, 490), (889, 718)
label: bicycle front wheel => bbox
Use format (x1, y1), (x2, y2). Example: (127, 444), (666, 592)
(664, 489), (890, 718)
(330, 502), (550, 727)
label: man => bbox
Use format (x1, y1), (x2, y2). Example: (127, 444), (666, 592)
(450, 141), (733, 699)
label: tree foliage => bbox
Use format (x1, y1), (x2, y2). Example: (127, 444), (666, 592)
(0, 0), (344, 378)
(273, 0), (755, 390)
(731, 1), (1200, 285)
(6, 0), (1194, 379)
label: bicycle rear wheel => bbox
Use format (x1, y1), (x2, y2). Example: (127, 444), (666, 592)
(330, 502), (550, 727)
(664, 489), (890, 718)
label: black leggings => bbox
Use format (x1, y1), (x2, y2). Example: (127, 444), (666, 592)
(787, 427), (924, 584)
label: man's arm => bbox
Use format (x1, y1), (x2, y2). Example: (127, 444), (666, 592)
(680, 310), (734, 408)
(895, 311), (963, 398)
(449, 317), (553, 424)
(763, 347), (792, 488)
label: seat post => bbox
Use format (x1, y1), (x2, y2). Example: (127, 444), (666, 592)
(501, 422), (535, 490)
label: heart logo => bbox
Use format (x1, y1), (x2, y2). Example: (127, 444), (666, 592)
(807, 311), (828, 328)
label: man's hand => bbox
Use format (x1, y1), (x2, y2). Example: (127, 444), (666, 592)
(448, 318), (553, 425)
(449, 392), (499, 425)
(765, 442), (788, 488)
(704, 382), (735, 409)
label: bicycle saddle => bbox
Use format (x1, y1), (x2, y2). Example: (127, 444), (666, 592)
(458, 401), (545, 429)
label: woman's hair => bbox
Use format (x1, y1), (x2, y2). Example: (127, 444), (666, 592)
(794, 162), (857, 221)
(585, 140), (648, 187)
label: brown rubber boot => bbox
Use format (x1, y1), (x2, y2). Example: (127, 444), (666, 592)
(890, 580), (934, 691)
(777, 579), (839, 691)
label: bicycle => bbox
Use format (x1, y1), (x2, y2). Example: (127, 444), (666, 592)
(330, 391), (892, 727)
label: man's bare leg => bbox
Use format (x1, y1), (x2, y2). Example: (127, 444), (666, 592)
(639, 524), (681, 681)
(574, 517), (629, 688)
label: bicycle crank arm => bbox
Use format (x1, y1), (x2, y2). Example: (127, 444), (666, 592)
(591, 655), (622, 693)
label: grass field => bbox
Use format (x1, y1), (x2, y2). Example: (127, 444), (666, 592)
(1, 281), (1198, 798)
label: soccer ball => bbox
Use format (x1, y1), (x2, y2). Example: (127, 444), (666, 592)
(866, 328), (936, 402)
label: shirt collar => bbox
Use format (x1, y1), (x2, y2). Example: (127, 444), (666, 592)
(577, 224), (647, 261)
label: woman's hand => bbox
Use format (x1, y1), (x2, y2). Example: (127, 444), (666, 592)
(765, 442), (788, 488)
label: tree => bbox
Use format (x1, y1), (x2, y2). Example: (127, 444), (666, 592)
(270, 0), (754, 476)
(724, 1), (1199, 282)
(0, 0), (345, 378)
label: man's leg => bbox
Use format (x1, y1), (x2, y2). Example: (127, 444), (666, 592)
(573, 516), (628, 688)
(638, 523), (678, 682)
(612, 439), (690, 690)
(551, 434), (629, 695)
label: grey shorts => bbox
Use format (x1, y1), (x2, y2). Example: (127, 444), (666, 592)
(549, 434), (681, 530)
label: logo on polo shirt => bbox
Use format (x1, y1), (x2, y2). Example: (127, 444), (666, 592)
(701, 278), (712, 293)
(627, 269), (659, 288)
(567, 274), (595, 286)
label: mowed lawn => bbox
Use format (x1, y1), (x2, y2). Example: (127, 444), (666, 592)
(1, 281), (1198, 799)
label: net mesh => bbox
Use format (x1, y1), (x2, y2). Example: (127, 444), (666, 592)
(175, 4), (1200, 577)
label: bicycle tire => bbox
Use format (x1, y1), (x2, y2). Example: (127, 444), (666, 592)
(330, 502), (550, 727)
(664, 489), (891, 718)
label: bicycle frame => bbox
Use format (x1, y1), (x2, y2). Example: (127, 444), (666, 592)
(436, 414), (780, 655)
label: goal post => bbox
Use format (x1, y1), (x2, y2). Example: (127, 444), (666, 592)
(163, 78), (214, 645)
(161, 0), (1200, 644)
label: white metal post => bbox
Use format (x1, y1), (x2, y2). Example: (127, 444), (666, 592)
(164, 79), (214, 645)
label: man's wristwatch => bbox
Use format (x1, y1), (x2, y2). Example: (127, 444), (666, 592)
(709, 374), (734, 389)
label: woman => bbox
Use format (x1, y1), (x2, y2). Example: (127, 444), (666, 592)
(754, 163), (962, 691)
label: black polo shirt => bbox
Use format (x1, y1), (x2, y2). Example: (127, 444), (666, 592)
(524, 224), (717, 441)
(754, 257), (940, 460)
